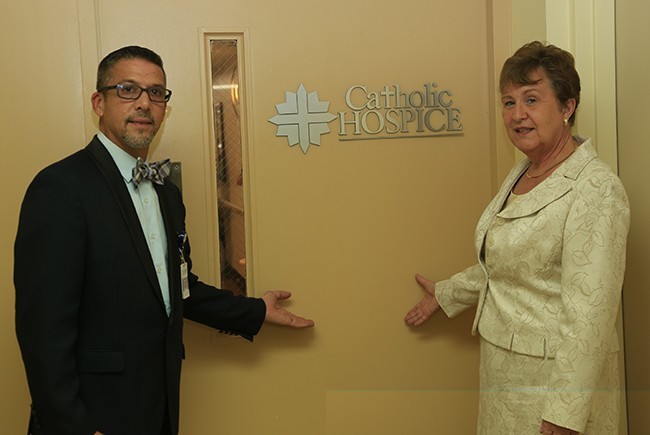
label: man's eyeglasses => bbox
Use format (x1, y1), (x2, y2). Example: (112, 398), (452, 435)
(97, 83), (172, 103)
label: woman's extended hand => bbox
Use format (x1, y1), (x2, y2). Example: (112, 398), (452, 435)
(404, 273), (440, 326)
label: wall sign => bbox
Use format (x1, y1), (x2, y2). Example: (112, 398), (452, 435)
(269, 82), (463, 154)
(269, 84), (336, 154)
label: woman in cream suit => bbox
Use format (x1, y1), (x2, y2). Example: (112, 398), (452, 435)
(405, 41), (629, 434)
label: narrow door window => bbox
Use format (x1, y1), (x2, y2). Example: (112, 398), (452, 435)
(210, 39), (247, 295)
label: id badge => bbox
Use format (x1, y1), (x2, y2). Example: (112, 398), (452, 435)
(180, 261), (190, 299)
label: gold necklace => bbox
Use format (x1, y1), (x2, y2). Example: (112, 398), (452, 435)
(525, 139), (576, 179)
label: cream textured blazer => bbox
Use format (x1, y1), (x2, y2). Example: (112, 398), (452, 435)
(435, 137), (630, 431)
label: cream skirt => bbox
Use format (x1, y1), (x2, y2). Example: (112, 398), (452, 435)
(477, 338), (620, 434)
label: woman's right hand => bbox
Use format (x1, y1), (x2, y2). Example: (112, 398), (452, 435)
(404, 273), (440, 326)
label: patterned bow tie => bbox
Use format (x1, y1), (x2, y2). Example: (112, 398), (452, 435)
(132, 157), (171, 187)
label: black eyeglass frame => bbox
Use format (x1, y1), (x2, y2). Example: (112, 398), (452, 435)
(97, 83), (172, 102)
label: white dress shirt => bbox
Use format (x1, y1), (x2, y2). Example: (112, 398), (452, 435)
(97, 132), (171, 316)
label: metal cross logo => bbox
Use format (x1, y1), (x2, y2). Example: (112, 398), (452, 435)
(269, 84), (337, 154)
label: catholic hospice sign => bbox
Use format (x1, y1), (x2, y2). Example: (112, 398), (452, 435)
(269, 82), (463, 154)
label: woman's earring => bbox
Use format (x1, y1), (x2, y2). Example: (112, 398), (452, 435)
(563, 118), (569, 127)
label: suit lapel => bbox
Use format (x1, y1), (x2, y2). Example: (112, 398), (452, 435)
(496, 141), (596, 219)
(473, 158), (528, 254)
(496, 177), (572, 219)
(474, 139), (598, 253)
(84, 137), (167, 311)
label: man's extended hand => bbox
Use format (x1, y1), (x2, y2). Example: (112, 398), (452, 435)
(261, 291), (315, 328)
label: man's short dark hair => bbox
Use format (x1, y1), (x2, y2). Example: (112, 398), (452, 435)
(96, 46), (166, 89)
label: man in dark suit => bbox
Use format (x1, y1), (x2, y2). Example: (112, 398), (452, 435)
(14, 45), (314, 435)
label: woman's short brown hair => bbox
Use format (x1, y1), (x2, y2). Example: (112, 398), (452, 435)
(500, 41), (581, 125)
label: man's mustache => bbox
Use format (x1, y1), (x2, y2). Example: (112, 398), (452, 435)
(126, 111), (155, 123)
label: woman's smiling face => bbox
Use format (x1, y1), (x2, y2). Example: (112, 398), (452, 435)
(501, 69), (574, 161)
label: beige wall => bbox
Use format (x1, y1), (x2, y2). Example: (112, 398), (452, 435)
(0, 2), (89, 433)
(617, 0), (650, 433)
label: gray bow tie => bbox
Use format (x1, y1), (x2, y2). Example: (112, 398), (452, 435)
(132, 157), (171, 187)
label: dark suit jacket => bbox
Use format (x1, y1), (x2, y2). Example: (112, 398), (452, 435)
(15, 136), (266, 435)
